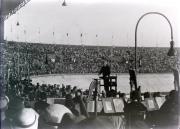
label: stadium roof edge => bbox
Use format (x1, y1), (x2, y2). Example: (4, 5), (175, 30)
(2, 0), (31, 20)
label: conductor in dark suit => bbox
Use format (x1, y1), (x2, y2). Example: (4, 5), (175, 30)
(99, 61), (111, 96)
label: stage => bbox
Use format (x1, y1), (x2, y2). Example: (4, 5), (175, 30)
(31, 73), (175, 93)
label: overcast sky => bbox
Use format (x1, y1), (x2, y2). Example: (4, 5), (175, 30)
(4, 0), (180, 47)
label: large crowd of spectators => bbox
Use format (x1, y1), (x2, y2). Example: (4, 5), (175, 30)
(1, 78), (88, 129)
(1, 76), (179, 129)
(1, 41), (179, 129)
(6, 78), (90, 103)
(4, 41), (180, 78)
(1, 50), (180, 129)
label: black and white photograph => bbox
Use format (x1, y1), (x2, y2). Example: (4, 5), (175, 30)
(0, 0), (180, 129)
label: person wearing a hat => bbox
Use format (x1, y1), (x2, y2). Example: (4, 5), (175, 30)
(123, 91), (148, 129)
(150, 90), (179, 129)
(0, 95), (9, 120)
(6, 96), (25, 120)
(9, 108), (39, 129)
(39, 104), (75, 129)
(1, 95), (10, 129)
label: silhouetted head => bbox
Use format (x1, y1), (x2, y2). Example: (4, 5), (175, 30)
(130, 91), (141, 102)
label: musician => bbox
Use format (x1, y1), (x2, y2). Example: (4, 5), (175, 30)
(99, 61), (111, 96)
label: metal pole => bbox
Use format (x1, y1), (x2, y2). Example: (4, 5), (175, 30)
(94, 79), (98, 118)
(135, 12), (174, 72)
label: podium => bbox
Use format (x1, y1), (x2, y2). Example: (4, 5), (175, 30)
(99, 75), (117, 93)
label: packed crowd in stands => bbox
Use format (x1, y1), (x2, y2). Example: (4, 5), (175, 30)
(4, 41), (180, 77)
(6, 78), (90, 103)
(1, 41), (179, 129)
(1, 76), (179, 129)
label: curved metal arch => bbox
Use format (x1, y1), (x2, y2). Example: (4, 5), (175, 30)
(135, 12), (174, 70)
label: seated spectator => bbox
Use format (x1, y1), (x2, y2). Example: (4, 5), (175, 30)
(144, 92), (151, 98)
(72, 86), (78, 94)
(65, 85), (75, 111)
(38, 104), (75, 129)
(35, 86), (47, 101)
(34, 86), (48, 112)
(0, 95), (9, 121)
(153, 90), (179, 129)
(61, 84), (66, 97)
(153, 92), (161, 97)
(34, 100), (49, 114)
(6, 96), (25, 120)
(73, 89), (89, 118)
(1, 95), (10, 129)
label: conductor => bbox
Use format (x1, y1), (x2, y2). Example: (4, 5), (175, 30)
(99, 61), (111, 96)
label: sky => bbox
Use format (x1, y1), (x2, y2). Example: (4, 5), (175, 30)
(4, 0), (180, 47)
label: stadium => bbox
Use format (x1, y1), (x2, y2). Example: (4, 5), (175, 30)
(0, 0), (180, 129)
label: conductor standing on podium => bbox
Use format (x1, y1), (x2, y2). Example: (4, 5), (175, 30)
(99, 61), (111, 96)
